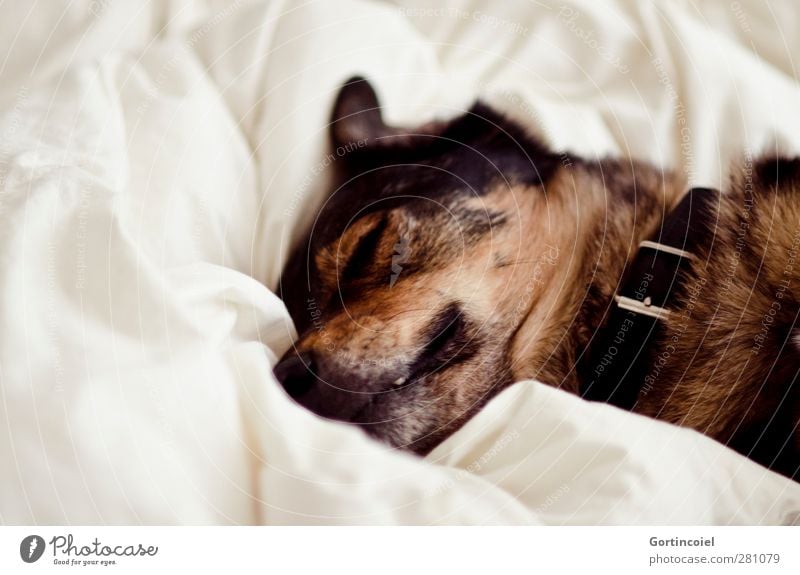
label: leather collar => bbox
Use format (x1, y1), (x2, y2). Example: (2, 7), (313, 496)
(579, 187), (719, 409)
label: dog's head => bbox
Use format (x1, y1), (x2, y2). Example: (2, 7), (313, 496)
(275, 78), (561, 453)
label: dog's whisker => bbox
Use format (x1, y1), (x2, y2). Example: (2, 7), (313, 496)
(383, 308), (434, 322)
(495, 258), (545, 268)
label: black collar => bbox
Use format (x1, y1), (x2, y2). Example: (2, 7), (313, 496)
(579, 187), (719, 409)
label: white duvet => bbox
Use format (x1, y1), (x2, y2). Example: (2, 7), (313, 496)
(1, 0), (799, 525)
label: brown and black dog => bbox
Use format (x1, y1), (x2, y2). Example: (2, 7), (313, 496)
(275, 77), (799, 479)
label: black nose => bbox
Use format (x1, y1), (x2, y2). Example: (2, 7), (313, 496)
(273, 351), (317, 399)
(272, 350), (376, 422)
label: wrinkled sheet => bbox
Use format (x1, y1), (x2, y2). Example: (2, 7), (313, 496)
(0, 0), (798, 525)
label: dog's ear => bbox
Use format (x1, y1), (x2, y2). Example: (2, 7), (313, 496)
(330, 77), (445, 151)
(331, 77), (387, 147)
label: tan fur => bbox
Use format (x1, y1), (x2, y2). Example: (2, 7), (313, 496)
(511, 159), (685, 392)
(635, 167), (800, 456)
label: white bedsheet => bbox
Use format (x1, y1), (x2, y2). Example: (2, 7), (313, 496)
(1, 0), (798, 525)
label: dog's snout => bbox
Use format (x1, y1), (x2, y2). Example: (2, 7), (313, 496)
(273, 348), (390, 423)
(273, 351), (317, 399)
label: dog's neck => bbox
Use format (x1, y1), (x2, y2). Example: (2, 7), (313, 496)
(509, 159), (685, 394)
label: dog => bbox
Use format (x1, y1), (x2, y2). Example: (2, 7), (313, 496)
(275, 77), (799, 479)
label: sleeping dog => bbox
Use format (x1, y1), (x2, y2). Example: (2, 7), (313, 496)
(275, 77), (799, 479)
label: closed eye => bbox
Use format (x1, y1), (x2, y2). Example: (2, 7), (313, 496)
(338, 215), (388, 283)
(408, 303), (477, 379)
(423, 303), (464, 357)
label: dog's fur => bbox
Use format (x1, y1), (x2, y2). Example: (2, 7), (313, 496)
(276, 78), (799, 479)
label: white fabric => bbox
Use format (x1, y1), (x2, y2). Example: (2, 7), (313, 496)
(1, 0), (798, 525)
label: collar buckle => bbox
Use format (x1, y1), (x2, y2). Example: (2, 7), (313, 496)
(613, 240), (697, 320)
(614, 294), (672, 320)
(639, 240), (696, 261)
